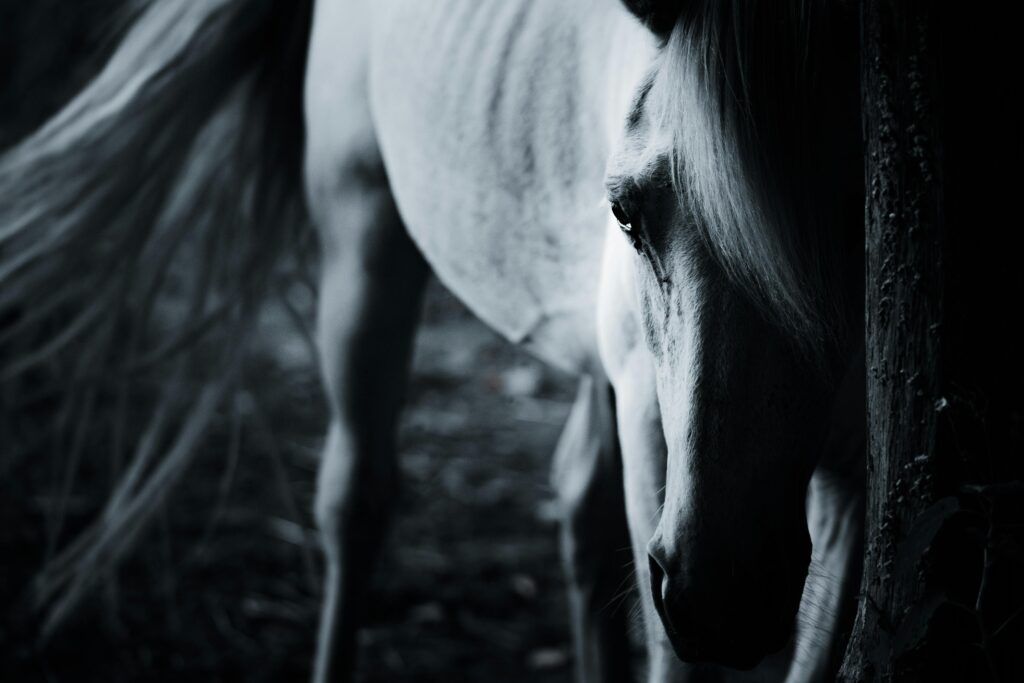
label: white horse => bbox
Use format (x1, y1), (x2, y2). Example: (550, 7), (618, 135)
(0, 1), (865, 681)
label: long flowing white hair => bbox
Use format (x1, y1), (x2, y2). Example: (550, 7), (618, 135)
(0, 0), (312, 634)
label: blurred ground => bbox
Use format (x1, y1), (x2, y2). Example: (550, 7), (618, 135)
(1, 280), (585, 682)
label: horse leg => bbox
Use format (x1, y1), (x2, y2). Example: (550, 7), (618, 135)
(551, 374), (633, 682)
(784, 470), (864, 683)
(786, 355), (866, 683)
(307, 166), (428, 682)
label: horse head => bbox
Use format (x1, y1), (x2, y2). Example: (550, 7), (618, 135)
(609, 0), (862, 668)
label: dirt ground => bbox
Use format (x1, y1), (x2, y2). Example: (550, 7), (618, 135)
(0, 280), (600, 682)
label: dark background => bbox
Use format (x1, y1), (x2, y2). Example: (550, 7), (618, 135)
(0, 3), (593, 681)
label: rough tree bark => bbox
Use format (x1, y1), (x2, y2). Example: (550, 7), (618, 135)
(839, 1), (1024, 680)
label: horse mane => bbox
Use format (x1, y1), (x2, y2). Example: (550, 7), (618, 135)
(649, 0), (859, 347)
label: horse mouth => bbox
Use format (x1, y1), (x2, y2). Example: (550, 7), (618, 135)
(647, 555), (784, 671)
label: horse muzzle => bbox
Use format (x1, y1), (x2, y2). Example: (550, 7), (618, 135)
(647, 532), (808, 670)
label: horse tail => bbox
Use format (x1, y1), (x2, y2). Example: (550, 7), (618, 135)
(0, 0), (314, 634)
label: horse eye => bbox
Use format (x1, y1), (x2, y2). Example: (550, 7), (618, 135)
(611, 201), (643, 252)
(610, 201), (633, 232)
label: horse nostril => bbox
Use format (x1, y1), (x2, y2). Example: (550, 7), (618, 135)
(647, 553), (674, 636)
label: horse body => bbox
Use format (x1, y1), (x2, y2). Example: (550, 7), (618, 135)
(305, 4), (661, 680)
(367, 0), (651, 373)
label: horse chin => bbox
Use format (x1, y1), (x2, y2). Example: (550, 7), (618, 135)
(663, 623), (794, 672)
(650, 569), (797, 670)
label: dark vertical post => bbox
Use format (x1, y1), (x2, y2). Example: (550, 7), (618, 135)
(840, 1), (1024, 680)
(838, 0), (945, 676)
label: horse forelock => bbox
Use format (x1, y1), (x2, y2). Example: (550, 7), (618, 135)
(639, 0), (857, 352)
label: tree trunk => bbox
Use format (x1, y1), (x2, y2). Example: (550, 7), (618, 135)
(840, 1), (1024, 680)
